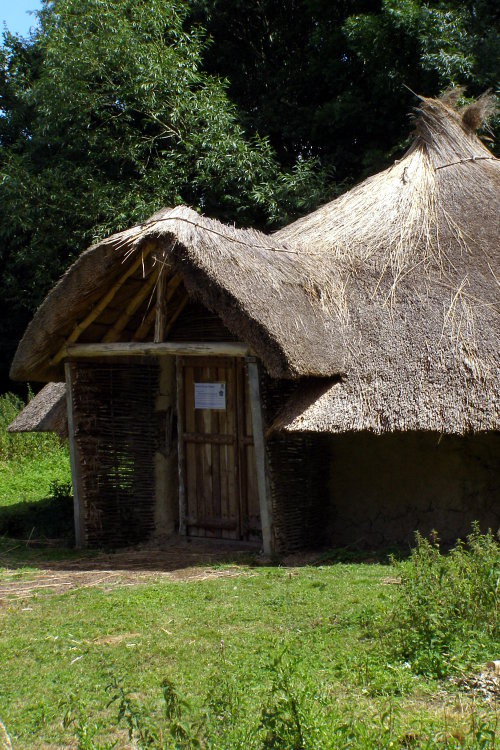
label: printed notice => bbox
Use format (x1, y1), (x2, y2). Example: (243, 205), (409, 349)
(194, 382), (226, 410)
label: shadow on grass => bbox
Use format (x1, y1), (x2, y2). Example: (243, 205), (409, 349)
(0, 484), (398, 574)
(0, 532), (397, 577)
(0, 493), (75, 545)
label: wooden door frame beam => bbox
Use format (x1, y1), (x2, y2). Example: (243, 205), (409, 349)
(65, 362), (85, 548)
(176, 356), (187, 536)
(246, 356), (274, 555)
(64, 341), (251, 359)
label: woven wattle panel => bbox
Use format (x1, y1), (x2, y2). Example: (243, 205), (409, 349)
(260, 373), (329, 553)
(70, 360), (160, 547)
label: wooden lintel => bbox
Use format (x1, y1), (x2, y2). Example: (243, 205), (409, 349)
(51, 242), (157, 366)
(65, 341), (251, 358)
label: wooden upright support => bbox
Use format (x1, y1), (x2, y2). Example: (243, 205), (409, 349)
(154, 269), (167, 343)
(65, 362), (85, 548)
(176, 356), (187, 536)
(133, 274), (183, 341)
(246, 357), (273, 554)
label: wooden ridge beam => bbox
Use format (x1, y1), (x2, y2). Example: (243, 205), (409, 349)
(50, 242), (156, 366)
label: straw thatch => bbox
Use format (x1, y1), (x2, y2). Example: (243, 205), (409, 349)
(7, 383), (67, 436)
(10, 207), (342, 383)
(270, 94), (500, 433)
(9, 94), (500, 434)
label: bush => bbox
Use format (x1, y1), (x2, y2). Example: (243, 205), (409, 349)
(387, 526), (500, 678)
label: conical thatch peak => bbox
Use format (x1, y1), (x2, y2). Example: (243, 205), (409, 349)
(412, 90), (497, 162)
(276, 94), (498, 266)
(271, 93), (500, 433)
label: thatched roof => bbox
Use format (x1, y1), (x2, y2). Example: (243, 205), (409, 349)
(7, 383), (67, 436)
(10, 94), (500, 434)
(10, 207), (341, 382)
(270, 94), (500, 434)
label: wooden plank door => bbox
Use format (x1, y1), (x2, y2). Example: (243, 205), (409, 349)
(178, 356), (260, 541)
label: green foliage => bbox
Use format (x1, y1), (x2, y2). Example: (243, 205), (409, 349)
(0, 0), (322, 387)
(190, 0), (499, 181)
(386, 526), (500, 678)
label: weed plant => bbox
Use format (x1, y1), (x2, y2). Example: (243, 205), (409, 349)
(62, 654), (498, 749)
(385, 526), (500, 678)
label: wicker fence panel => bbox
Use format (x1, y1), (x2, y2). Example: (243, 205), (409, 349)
(266, 434), (329, 553)
(70, 360), (160, 547)
(261, 373), (329, 553)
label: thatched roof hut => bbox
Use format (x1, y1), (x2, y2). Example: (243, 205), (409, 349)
(271, 93), (500, 434)
(9, 94), (500, 551)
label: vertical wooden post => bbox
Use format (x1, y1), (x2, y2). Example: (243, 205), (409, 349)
(176, 356), (187, 536)
(246, 357), (273, 554)
(154, 269), (167, 343)
(65, 362), (85, 548)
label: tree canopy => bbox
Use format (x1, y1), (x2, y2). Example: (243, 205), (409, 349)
(0, 0), (498, 389)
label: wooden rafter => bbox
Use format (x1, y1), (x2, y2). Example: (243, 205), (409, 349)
(132, 274), (183, 341)
(51, 242), (156, 366)
(102, 266), (160, 343)
(163, 294), (189, 339)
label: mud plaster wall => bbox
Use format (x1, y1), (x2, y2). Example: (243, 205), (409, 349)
(154, 356), (179, 536)
(326, 431), (500, 548)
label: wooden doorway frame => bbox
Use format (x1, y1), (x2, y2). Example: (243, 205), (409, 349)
(65, 342), (273, 553)
(176, 351), (273, 554)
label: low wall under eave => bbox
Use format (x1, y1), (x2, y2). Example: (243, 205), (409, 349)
(325, 431), (500, 549)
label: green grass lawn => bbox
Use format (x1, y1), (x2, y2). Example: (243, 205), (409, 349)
(0, 451), (71, 508)
(0, 549), (498, 750)
(0, 394), (498, 749)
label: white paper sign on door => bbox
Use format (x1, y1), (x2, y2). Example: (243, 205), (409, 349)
(194, 382), (226, 410)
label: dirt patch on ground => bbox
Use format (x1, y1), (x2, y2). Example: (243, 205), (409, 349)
(0, 540), (257, 601)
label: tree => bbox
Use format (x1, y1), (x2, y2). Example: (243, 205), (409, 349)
(0, 0), (322, 389)
(188, 0), (499, 181)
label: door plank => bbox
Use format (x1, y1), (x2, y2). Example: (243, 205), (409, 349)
(179, 354), (260, 543)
